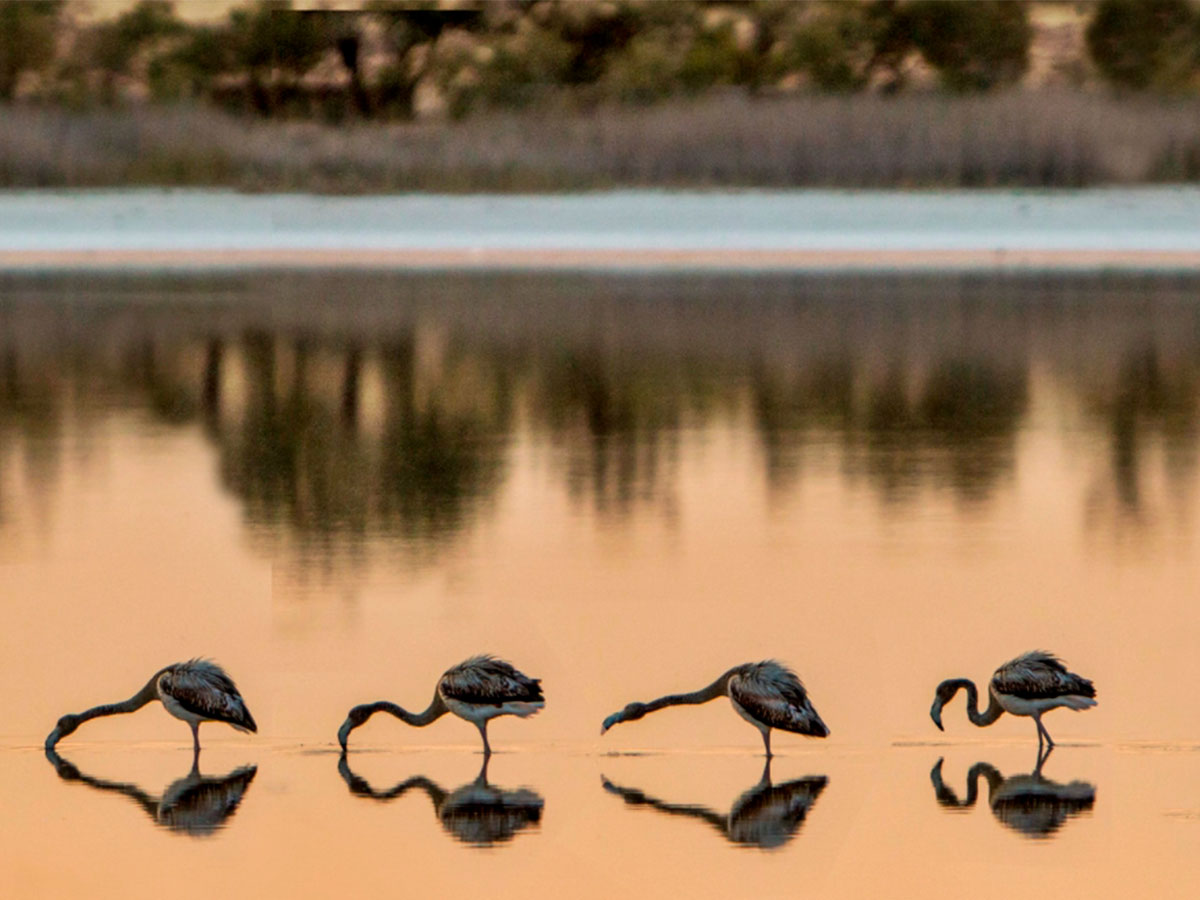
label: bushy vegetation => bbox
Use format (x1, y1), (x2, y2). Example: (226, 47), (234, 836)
(3, 1), (1200, 190)
(2, 0), (1198, 122)
(4, 91), (1200, 191)
(1086, 0), (1200, 91)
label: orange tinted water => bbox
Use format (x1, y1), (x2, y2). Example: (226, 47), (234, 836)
(1, 272), (1198, 897)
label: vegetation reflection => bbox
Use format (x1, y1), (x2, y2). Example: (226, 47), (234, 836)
(602, 759), (827, 850)
(3, 272), (1200, 567)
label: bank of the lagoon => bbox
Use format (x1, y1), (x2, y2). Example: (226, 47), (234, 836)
(2, 188), (1200, 272)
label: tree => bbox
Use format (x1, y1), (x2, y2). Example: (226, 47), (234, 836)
(89, 1), (184, 100)
(0, 1), (62, 100)
(906, 1), (1031, 92)
(228, 1), (331, 113)
(1086, 0), (1199, 91)
(788, 2), (898, 91)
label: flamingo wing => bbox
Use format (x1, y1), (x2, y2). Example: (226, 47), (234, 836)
(991, 651), (1095, 701)
(161, 660), (258, 731)
(729, 661), (829, 737)
(440, 656), (543, 706)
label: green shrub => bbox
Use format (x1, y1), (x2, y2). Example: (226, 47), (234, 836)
(680, 25), (745, 91)
(0, 1), (62, 100)
(150, 26), (232, 101)
(599, 33), (682, 104)
(1086, 0), (1199, 91)
(788, 4), (882, 91)
(907, 1), (1031, 92)
(475, 27), (574, 108)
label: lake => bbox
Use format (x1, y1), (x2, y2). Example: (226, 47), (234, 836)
(1, 268), (1198, 898)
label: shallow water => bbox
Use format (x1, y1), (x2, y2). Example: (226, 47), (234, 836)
(1, 270), (1199, 897)
(1, 187), (1199, 253)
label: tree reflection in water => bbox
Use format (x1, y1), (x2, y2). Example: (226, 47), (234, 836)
(2, 272), (1200, 567)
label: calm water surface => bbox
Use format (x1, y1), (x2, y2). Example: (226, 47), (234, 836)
(1, 271), (1198, 898)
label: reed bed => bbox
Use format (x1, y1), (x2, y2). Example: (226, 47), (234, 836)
(3, 91), (1200, 191)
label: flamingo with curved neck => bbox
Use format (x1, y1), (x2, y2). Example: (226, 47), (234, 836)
(601, 661), (828, 756)
(337, 691), (448, 750)
(337, 655), (544, 754)
(46, 660), (256, 754)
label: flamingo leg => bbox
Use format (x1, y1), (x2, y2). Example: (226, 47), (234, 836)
(190, 721), (201, 755)
(1033, 714), (1054, 749)
(1041, 717), (1055, 748)
(1034, 742), (1054, 775)
(761, 727), (773, 758)
(477, 722), (492, 756)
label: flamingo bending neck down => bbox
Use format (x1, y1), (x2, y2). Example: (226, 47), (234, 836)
(600, 661), (829, 756)
(337, 655), (544, 755)
(929, 651), (1096, 749)
(44, 659), (257, 755)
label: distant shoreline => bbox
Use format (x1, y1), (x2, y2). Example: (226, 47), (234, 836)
(6, 247), (1200, 273)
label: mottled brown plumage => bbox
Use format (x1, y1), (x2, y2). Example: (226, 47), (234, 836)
(930, 650), (1097, 748)
(337, 655), (544, 754)
(160, 660), (257, 733)
(990, 652), (1095, 702)
(438, 656), (544, 706)
(601, 660), (829, 756)
(728, 661), (827, 738)
(44, 659), (257, 755)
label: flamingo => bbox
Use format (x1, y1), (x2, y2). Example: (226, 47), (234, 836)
(337, 655), (543, 755)
(929, 651), (1096, 748)
(602, 759), (827, 849)
(930, 752), (1095, 839)
(600, 660), (829, 756)
(45, 747), (257, 837)
(44, 659), (257, 755)
(338, 753), (543, 846)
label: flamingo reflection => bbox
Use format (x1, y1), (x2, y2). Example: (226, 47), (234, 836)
(602, 759), (827, 849)
(44, 747), (256, 837)
(930, 749), (1095, 839)
(337, 753), (543, 847)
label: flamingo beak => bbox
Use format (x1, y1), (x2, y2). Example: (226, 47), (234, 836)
(930, 700), (945, 731)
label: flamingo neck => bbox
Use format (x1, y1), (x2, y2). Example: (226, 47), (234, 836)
(968, 762), (1005, 801)
(380, 690), (448, 727)
(76, 674), (163, 723)
(946, 679), (1005, 727)
(338, 690), (449, 748)
(931, 758), (1003, 807)
(338, 753), (449, 805)
(643, 670), (735, 714)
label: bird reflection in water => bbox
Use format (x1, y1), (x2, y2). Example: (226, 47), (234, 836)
(44, 748), (256, 837)
(930, 748), (1095, 839)
(602, 759), (827, 849)
(337, 753), (543, 847)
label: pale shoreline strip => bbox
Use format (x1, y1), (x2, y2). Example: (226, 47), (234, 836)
(4, 247), (1200, 272)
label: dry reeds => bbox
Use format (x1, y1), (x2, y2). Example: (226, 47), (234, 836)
(3, 91), (1200, 191)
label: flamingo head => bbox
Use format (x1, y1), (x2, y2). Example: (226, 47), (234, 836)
(45, 714), (81, 749)
(930, 680), (962, 732)
(601, 702), (647, 735)
(337, 704), (376, 750)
